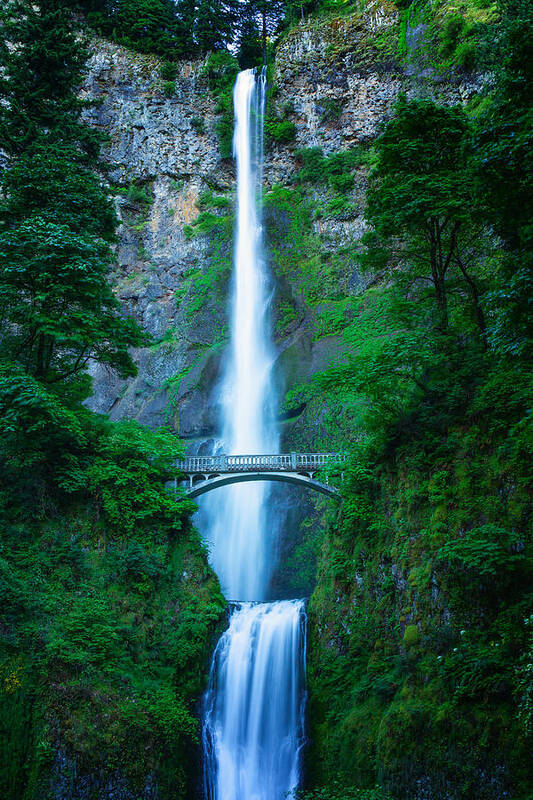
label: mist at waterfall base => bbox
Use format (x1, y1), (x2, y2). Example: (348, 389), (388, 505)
(199, 69), (307, 800)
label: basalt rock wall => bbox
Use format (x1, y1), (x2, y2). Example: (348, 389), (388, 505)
(84, 9), (483, 448)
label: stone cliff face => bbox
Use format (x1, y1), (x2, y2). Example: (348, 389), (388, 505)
(82, 12), (484, 597)
(83, 9), (482, 449)
(82, 41), (229, 437)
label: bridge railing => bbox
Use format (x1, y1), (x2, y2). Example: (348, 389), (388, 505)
(176, 452), (346, 474)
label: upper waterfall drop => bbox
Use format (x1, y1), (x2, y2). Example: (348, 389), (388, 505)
(225, 68), (274, 457)
(198, 67), (279, 603)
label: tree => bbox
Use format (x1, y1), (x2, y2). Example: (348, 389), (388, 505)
(0, 0), (143, 389)
(236, 0), (286, 65)
(0, 0), (99, 157)
(85, 0), (186, 59)
(474, 0), (533, 358)
(362, 97), (488, 345)
(196, 0), (238, 55)
(0, 217), (142, 384)
(236, 1), (263, 67)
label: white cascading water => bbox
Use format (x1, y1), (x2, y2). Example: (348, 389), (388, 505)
(199, 68), (278, 602)
(203, 600), (306, 800)
(201, 69), (307, 800)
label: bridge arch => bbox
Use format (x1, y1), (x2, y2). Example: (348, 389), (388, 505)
(185, 471), (340, 500)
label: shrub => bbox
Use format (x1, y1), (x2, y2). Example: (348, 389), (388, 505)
(403, 625), (420, 647)
(203, 51), (239, 158)
(266, 118), (297, 144)
(439, 13), (465, 59)
(329, 172), (355, 193)
(160, 61), (177, 81)
(163, 80), (175, 97)
(437, 524), (525, 579)
(295, 147), (326, 183)
(191, 116), (206, 134)
(320, 98), (344, 123)
(455, 40), (477, 70)
(122, 183), (153, 206)
(295, 147), (357, 194)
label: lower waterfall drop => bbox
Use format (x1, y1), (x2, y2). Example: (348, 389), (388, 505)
(203, 601), (306, 800)
(200, 67), (307, 800)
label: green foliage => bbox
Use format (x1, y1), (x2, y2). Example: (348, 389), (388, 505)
(304, 29), (533, 797)
(295, 786), (391, 800)
(86, 420), (195, 539)
(196, 0), (238, 54)
(265, 117), (297, 143)
(0, 1), (143, 390)
(0, 1), (97, 156)
(320, 97), (344, 122)
(162, 80), (175, 97)
(0, 11), (223, 794)
(360, 97), (490, 344)
(437, 524), (526, 579)
(203, 51), (240, 158)
(191, 115), (207, 134)
(0, 217), (143, 385)
(46, 595), (121, 670)
(0, 508), (225, 797)
(179, 197), (234, 329)
(160, 60), (177, 81)
(263, 184), (355, 326)
(437, 11), (480, 69)
(402, 625), (420, 647)
(82, 0), (232, 60)
(118, 182), (153, 207)
(473, 0), (533, 358)
(295, 146), (358, 191)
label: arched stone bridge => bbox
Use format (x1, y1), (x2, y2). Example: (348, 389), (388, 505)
(176, 453), (345, 499)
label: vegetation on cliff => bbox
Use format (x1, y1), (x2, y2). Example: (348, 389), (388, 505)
(297, 2), (533, 797)
(0, 0), (532, 798)
(0, 3), (224, 797)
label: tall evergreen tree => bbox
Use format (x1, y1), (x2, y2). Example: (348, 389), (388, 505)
(82, 0), (186, 60)
(196, 0), (238, 54)
(171, 0), (197, 58)
(236, 0), (286, 64)
(0, 0), (98, 157)
(237, 1), (263, 67)
(0, 0), (143, 389)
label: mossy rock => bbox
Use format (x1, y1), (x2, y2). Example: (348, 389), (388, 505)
(403, 624), (420, 647)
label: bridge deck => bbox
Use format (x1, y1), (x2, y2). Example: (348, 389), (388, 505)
(177, 452), (345, 475)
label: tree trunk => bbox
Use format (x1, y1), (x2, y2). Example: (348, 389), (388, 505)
(430, 223), (449, 331)
(456, 256), (488, 351)
(262, 9), (267, 65)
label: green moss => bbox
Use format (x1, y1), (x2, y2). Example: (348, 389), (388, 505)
(403, 625), (420, 647)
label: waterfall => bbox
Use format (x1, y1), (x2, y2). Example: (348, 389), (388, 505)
(203, 601), (306, 800)
(201, 68), (306, 800)
(199, 67), (278, 603)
